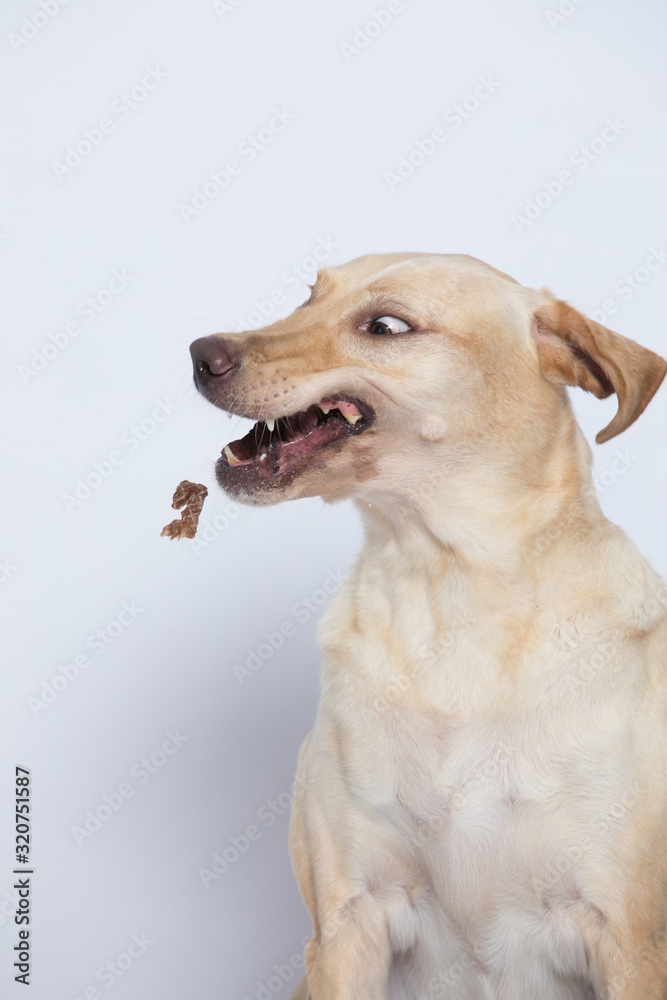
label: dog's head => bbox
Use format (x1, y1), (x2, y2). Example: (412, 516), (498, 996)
(191, 254), (665, 516)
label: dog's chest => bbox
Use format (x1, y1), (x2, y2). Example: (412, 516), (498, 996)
(357, 701), (526, 851)
(316, 569), (631, 988)
(347, 705), (595, 991)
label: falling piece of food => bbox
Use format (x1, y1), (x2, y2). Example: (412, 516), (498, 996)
(161, 480), (208, 540)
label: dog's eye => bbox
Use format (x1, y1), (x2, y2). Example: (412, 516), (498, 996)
(369, 316), (411, 336)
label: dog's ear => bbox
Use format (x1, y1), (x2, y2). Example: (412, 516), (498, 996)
(532, 299), (667, 444)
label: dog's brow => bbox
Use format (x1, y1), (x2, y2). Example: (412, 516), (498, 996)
(353, 292), (414, 320)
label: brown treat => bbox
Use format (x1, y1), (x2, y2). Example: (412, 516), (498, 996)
(161, 480), (208, 540)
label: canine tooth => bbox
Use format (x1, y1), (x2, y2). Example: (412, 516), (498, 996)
(344, 412), (362, 425)
(224, 444), (243, 466)
(266, 418), (275, 432)
(319, 405), (331, 415)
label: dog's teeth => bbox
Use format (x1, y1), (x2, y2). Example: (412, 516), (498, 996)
(224, 444), (243, 465)
(266, 418), (275, 432)
(344, 412), (362, 425)
(259, 451), (267, 461)
(319, 405), (331, 415)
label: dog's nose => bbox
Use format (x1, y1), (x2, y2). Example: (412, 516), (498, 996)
(190, 336), (240, 390)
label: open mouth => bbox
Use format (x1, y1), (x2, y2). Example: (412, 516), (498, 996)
(216, 396), (375, 489)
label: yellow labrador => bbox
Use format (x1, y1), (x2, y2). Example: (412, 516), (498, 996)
(191, 254), (667, 999)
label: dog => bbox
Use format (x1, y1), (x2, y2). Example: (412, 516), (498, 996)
(190, 253), (667, 999)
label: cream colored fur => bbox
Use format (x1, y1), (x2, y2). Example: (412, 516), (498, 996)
(202, 254), (667, 999)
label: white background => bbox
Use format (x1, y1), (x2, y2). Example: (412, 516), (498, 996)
(2, 1), (666, 998)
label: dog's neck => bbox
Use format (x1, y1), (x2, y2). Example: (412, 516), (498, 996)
(354, 412), (606, 599)
(321, 414), (663, 710)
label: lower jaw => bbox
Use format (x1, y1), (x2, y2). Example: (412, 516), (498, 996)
(215, 444), (331, 501)
(216, 456), (293, 499)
